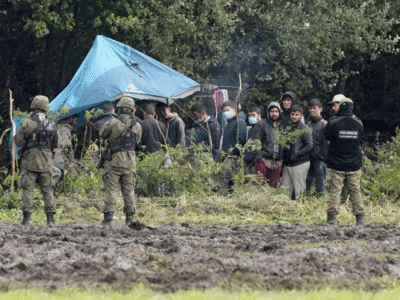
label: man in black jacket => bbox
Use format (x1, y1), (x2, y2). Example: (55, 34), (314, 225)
(305, 99), (328, 196)
(323, 98), (365, 225)
(187, 102), (221, 161)
(281, 105), (313, 200)
(158, 103), (185, 147)
(280, 91), (297, 128)
(245, 102), (283, 188)
(139, 103), (167, 154)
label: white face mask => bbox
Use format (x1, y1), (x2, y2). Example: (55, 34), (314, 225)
(223, 111), (234, 120)
(248, 117), (258, 125)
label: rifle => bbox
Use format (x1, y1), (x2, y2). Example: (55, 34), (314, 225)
(96, 148), (111, 169)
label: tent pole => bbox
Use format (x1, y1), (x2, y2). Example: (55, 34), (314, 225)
(9, 89), (16, 191)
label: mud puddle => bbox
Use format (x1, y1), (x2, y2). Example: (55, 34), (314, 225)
(0, 223), (399, 291)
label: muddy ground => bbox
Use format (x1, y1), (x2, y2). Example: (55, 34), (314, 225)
(0, 223), (400, 292)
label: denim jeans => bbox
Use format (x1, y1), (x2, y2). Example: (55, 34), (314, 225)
(306, 159), (326, 194)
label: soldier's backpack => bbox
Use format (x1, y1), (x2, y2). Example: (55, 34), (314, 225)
(26, 113), (56, 150)
(110, 117), (137, 154)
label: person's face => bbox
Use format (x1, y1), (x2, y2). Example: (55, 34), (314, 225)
(192, 110), (204, 121)
(309, 105), (322, 118)
(290, 111), (302, 123)
(282, 97), (292, 110)
(248, 111), (261, 121)
(269, 107), (280, 121)
(222, 106), (236, 117)
(331, 102), (340, 114)
(162, 107), (172, 119)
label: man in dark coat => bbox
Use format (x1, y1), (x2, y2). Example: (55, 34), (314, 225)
(245, 102), (283, 188)
(280, 91), (297, 128)
(187, 102), (221, 161)
(281, 104), (313, 200)
(158, 103), (185, 147)
(139, 103), (167, 154)
(305, 98), (328, 196)
(220, 101), (247, 189)
(323, 98), (365, 226)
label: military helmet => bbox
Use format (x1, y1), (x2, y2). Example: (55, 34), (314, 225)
(31, 95), (50, 112)
(117, 97), (136, 110)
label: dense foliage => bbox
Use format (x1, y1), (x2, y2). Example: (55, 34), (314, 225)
(1, 0), (400, 130)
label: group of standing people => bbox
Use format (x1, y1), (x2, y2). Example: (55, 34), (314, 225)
(244, 92), (365, 226)
(14, 91), (365, 227)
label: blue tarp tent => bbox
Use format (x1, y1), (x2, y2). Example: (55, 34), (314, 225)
(50, 35), (201, 123)
(10, 35), (201, 155)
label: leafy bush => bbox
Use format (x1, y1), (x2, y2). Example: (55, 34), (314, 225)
(56, 145), (103, 196)
(362, 128), (400, 203)
(136, 143), (222, 196)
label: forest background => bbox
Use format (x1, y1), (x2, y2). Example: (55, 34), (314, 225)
(2, 0), (400, 133)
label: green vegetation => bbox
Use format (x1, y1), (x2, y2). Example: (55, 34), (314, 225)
(292, 240), (368, 249)
(1, 285), (400, 300)
(2, 128), (400, 226)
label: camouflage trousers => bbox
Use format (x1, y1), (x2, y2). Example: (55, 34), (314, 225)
(20, 168), (56, 213)
(326, 168), (364, 215)
(103, 168), (136, 215)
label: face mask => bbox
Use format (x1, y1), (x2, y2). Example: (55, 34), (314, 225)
(248, 117), (258, 125)
(223, 111), (234, 120)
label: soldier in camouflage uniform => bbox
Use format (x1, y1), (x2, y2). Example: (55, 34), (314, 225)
(14, 95), (58, 226)
(53, 115), (78, 184)
(98, 97), (142, 226)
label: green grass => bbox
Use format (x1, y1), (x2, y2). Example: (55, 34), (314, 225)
(2, 185), (400, 226)
(1, 285), (400, 300)
(292, 240), (369, 249)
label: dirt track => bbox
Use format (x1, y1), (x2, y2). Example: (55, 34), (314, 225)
(0, 223), (400, 291)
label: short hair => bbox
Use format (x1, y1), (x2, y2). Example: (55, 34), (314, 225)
(289, 104), (303, 114)
(308, 98), (322, 108)
(157, 103), (169, 112)
(102, 102), (115, 113)
(248, 106), (261, 115)
(143, 103), (156, 115)
(191, 102), (207, 114)
(221, 101), (236, 110)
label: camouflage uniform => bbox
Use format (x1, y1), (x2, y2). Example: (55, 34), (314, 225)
(99, 99), (142, 221)
(14, 96), (58, 225)
(53, 120), (74, 172)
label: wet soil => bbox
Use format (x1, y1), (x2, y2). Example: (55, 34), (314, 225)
(0, 223), (400, 292)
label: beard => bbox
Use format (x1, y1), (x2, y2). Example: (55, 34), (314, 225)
(270, 115), (278, 121)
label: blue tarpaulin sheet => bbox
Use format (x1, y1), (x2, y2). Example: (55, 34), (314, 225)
(10, 35), (201, 154)
(50, 35), (201, 122)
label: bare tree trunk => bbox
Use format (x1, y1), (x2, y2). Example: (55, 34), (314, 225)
(336, 56), (351, 95)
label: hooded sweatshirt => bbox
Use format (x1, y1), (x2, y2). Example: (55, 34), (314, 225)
(323, 103), (363, 171)
(280, 91), (297, 128)
(244, 102), (283, 166)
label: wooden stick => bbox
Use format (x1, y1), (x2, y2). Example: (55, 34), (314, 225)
(9, 89), (15, 191)
(0, 128), (10, 146)
(235, 73), (242, 145)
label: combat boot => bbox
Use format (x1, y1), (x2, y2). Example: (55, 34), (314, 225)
(356, 213), (365, 226)
(125, 214), (134, 226)
(21, 212), (31, 226)
(326, 212), (337, 225)
(46, 212), (56, 227)
(101, 212), (113, 226)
